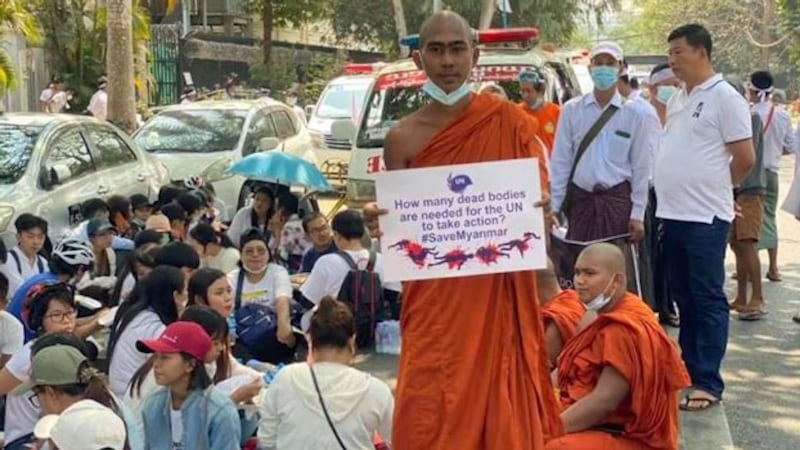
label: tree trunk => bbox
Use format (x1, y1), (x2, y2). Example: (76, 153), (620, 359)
(432, 0), (443, 12)
(392, 0), (409, 55)
(479, 0), (495, 29)
(106, 0), (137, 133)
(262, 1), (274, 66)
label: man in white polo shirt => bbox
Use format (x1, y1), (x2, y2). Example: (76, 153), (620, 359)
(551, 41), (657, 243)
(655, 24), (755, 412)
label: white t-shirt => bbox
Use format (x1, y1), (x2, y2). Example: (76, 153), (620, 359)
(88, 89), (108, 121)
(120, 272), (136, 302)
(752, 101), (794, 171)
(2, 246), (49, 300)
(655, 74), (752, 223)
(108, 310), (167, 396)
(171, 409), (183, 449)
(228, 264), (292, 309)
(0, 311), (23, 355)
(299, 249), (386, 330)
(4, 342), (38, 443)
(204, 247), (241, 274)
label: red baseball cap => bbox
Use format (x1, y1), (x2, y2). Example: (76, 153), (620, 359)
(136, 321), (212, 361)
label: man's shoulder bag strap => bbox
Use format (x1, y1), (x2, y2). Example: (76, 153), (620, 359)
(562, 105), (620, 216)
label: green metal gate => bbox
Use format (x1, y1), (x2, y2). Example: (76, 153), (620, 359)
(149, 24), (181, 106)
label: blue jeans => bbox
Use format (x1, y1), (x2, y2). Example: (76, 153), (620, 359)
(663, 217), (730, 399)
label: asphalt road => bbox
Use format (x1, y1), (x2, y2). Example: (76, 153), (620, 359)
(723, 157), (800, 450)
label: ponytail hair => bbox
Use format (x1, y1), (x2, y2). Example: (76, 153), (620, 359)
(309, 296), (356, 350)
(189, 222), (236, 249)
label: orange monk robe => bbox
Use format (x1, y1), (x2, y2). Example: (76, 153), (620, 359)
(547, 293), (691, 450)
(541, 289), (585, 344)
(392, 93), (562, 450)
(519, 102), (561, 156)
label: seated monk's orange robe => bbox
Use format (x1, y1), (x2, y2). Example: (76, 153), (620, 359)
(547, 293), (690, 450)
(392, 93), (562, 450)
(520, 102), (561, 156)
(542, 289), (585, 344)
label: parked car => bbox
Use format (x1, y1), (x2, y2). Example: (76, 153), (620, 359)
(133, 99), (316, 217)
(0, 113), (169, 246)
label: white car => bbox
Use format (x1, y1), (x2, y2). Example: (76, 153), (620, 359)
(134, 99), (316, 217)
(0, 113), (168, 246)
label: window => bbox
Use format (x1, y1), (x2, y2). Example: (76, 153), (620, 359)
(86, 126), (137, 168)
(0, 124), (40, 184)
(243, 112), (278, 156)
(271, 111), (297, 140)
(43, 128), (95, 182)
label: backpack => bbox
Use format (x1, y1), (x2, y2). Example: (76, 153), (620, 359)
(336, 251), (385, 349)
(10, 250), (45, 275)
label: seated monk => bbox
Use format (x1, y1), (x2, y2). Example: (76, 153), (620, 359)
(547, 243), (690, 450)
(537, 259), (586, 368)
(369, 11), (562, 450)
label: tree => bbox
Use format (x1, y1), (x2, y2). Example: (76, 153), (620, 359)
(328, 0), (619, 55)
(611, 0), (788, 76)
(106, 0), (136, 132)
(0, 0), (40, 93)
(243, 0), (328, 65)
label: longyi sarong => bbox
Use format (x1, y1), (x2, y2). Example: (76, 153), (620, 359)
(758, 169), (779, 250)
(566, 181), (631, 242)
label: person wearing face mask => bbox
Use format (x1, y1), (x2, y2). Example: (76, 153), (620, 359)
(518, 67), (561, 155)
(228, 229), (295, 363)
(748, 71), (793, 285)
(550, 41), (658, 244)
(647, 64), (680, 126)
(546, 243), (690, 450)
(284, 89), (307, 126)
(361, 11), (560, 449)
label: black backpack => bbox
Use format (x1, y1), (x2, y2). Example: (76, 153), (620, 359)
(336, 251), (385, 349)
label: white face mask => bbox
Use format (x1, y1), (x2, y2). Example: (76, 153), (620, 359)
(584, 276), (616, 312)
(421, 79), (472, 106)
(243, 263), (267, 275)
(286, 96), (297, 106)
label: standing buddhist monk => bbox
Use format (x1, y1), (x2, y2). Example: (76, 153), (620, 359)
(518, 67), (561, 155)
(547, 243), (690, 450)
(365, 11), (562, 450)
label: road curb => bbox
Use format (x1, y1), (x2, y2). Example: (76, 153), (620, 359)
(679, 401), (734, 450)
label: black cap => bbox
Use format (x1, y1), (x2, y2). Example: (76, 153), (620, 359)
(87, 218), (117, 237)
(750, 71), (773, 90)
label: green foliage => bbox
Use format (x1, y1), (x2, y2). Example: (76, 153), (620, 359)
(0, 0), (41, 92)
(327, 0), (619, 54)
(242, 0), (328, 28)
(249, 51), (297, 94)
(302, 53), (347, 103)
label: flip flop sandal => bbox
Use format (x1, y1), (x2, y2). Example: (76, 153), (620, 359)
(679, 396), (720, 412)
(766, 273), (782, 282)
(738, 310), (766, 321)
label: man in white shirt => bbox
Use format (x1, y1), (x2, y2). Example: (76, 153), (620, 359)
(655, 24), (755, 412)
(87, 76), (108, 121)
(551, 41), (657, 242)
(284, 90), (308, 126)
(748, 71), (793, 283)
(1, 214), (49, 299)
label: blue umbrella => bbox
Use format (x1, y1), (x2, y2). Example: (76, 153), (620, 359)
(228, 152), (333, 191)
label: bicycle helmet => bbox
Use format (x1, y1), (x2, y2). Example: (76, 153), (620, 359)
(184, 176), (205, 190)
(53, 237), (95, 267)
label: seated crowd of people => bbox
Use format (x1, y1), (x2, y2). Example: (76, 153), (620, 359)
(0, 182), (398, 450)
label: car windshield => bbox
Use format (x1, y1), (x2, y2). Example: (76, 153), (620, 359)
(316, 83), (369, 119)
(356, 66), (535, 148)
(0, 124), (40, 184)
(135, 109), (248, 153)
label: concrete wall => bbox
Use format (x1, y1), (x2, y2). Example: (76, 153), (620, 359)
(1, 34), (49, 113)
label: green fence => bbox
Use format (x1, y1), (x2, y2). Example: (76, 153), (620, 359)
(149, 24), (181, 106)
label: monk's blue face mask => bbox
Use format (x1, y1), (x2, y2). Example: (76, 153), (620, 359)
(422, 80), (472, 106)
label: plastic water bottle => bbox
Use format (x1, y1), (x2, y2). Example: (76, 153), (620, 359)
(388, 321), (399, 355)
(395, 321), (402, 355)
(375, 322), (387, 354)
(263, 363), (286, 386)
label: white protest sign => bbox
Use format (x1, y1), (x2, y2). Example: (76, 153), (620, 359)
(375, 158), (546, 282)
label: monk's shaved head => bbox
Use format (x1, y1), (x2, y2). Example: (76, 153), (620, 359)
(577, 243), (626, 273)
(419, 11), (475, 48)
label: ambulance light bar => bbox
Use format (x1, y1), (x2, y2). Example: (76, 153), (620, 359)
(343, 63), (385, 75)
(399, 28), (540, 50)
